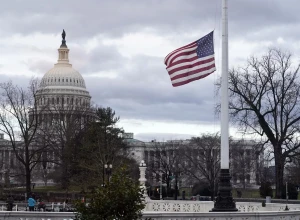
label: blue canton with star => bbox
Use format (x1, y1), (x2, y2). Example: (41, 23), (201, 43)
(196, 31), (214, 58)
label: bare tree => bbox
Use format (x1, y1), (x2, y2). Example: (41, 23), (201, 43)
(183, 133), (220, 200)
(0, 80), (47, 194)
(146, 141), (185, 199)
(38, 98), (93, 189)
(227, 48), (300, 198)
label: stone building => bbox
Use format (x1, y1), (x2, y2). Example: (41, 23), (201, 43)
(126, 134), (264, 188)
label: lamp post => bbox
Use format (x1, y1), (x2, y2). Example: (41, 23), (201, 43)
(174, 171), (180, 200)
(139, 160), (148, 200)
(285, 181), (289, 211)
(189, 185), (193, 199)
(103, 163), (112, 185)
(159, 173), (163, 200)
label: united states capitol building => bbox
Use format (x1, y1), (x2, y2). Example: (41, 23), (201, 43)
(0, 31), (263, 188)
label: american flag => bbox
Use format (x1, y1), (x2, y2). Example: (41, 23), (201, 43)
(164, 31), (216, 87)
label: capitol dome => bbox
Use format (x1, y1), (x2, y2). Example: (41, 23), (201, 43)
(36, 30), (91, 108)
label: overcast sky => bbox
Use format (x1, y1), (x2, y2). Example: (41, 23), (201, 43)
(0, 0), (299, 141)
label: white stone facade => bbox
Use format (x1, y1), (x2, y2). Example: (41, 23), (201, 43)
(126, 135), (263, 188)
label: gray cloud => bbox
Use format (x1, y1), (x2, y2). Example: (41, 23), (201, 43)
(1, 0), (300, 138)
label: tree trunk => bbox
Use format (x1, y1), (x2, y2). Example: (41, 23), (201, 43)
(25, 166), (31, 196)
(274, 150), (284, 198)
(210, 181), (215, 201)
(61, 164), (70, 190)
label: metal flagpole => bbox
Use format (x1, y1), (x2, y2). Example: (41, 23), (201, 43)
(211, 0), (238, 212)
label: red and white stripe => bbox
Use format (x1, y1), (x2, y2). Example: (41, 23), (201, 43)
(164, 41), (216, 87)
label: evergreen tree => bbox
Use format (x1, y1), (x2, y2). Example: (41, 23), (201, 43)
(73, 107), (130, 190)
(75, 166), (145, 220)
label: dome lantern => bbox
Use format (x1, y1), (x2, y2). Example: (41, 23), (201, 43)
(57, 29), (70, 66)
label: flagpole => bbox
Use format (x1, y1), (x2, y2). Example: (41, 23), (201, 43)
(221, 0), (229, 170)
(211, 0), (237, 212)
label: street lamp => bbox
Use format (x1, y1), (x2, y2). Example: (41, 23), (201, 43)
(103, 163), (112, 185)
(159, 173), (163, 200)
(139, 160), (148, 200)
(285, 181), (289, 211)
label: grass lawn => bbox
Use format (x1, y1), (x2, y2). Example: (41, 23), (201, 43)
(232, 188), (261, 198)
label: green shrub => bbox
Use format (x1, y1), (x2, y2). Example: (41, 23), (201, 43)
(259, 182), (273, 198)
(192, 182), (211, 197)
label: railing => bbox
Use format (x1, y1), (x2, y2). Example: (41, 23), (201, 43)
(0, 202), (74, 212)
(0, 201), (299, 219)
(142, 210), (300, 220)
(1, 209), (300, 220)
(0, 212), (74, 220)
(145, 200), (300, 212)
(145, 200), (214, 212)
